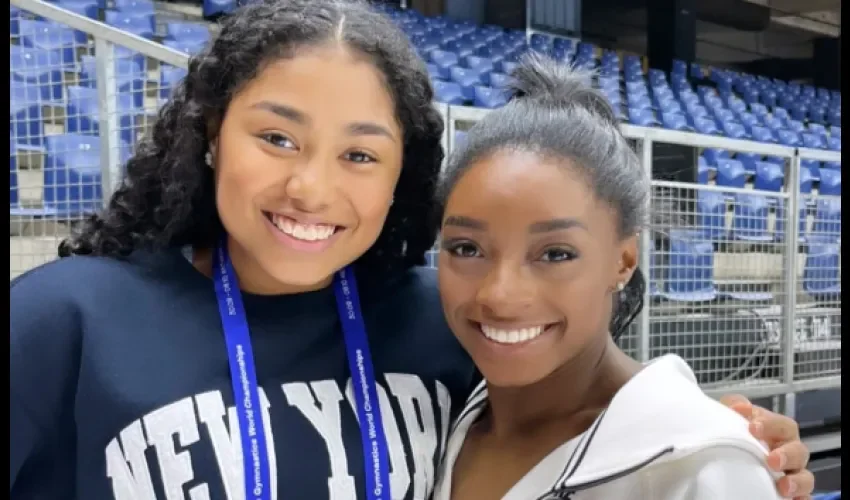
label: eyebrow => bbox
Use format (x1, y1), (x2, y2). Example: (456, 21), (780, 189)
(252, 101), (396, 141)
(252, 101), (307, 124)
(346, 122), (396, 142)
(443, 215), (587, 233)
(529, 218), (588, 233)
(444, 215), (487, 230)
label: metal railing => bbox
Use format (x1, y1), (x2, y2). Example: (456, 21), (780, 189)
(9, 0), (841, 427)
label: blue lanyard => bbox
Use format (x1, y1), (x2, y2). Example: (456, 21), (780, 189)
(212, 240), (392, 500)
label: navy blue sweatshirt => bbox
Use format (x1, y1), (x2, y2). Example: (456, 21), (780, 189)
(10, 249), (476, 499)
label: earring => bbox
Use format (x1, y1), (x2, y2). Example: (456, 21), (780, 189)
(205, 151), (213, 168)
(616, 282), (625, 291)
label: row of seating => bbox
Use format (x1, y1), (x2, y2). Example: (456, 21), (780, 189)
(649, 231), (840, 303)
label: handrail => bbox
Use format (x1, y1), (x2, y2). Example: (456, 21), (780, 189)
(11, 0), (191, 68)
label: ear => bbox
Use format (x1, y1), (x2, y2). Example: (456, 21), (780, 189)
(614, 234), (639, 289)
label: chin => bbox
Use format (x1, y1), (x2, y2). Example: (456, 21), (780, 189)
(477, 365), (554, 389)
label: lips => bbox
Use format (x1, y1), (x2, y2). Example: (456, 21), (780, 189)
(263, 212), (341, 242)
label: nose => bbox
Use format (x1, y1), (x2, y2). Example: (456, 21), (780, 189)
(283, 154), (334, 213)
(475, 262), (536, 319)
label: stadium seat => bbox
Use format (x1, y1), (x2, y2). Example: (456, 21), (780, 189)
(10, 46), (68, 104)
(18, 19), (79, 69)
(432, 80), (465, 105)
(732, 193), (773, 242)
(43, 134), (105, 215)
(165, 22), (211, 44)
(818, 168), (841, 196)
(104, 11), (155, 39)
(10, 81), (45, 147)
(696, 190), (727, 240)
(715, 159), (747, 189)
(810, 198), (841, 243)
(65, 85), (141, 145)
(78, 55), (146, 108)
(662, 230), (718, 302)
(753, 161), (783, 192)
(159, 65), (188, 100)
(802, 243), (841, 301)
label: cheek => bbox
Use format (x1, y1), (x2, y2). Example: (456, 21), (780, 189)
(553, 279), (612, 333)
(346, 171), (399, 228)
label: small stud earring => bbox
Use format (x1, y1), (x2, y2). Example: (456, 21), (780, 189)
(616, 282), (625, 291)
(205, 151), (213, 168)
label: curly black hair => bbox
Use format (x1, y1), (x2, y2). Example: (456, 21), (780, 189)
(59, 0), (445, 281)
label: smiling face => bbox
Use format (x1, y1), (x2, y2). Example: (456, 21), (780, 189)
(438, 149), (638, 388)
(211, 44), (404, 294)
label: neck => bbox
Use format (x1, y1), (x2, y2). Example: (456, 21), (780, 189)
(192, 236), (334, 295)
(484, 337), (642, 438)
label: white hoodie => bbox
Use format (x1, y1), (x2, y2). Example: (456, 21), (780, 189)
(432, 354), (782, 500)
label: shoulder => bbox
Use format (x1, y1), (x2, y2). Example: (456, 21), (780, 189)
(644, 446), (781, 500)
(11, 251), (196, 350)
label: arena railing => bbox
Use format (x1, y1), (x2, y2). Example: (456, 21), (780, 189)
(9, 0), (841, 446)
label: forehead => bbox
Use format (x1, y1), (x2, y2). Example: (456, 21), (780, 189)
(230, 45), (399, 129)
(447, 149), (599, 220)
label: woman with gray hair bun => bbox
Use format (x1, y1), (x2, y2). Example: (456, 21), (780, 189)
(432, 54), (783, 500)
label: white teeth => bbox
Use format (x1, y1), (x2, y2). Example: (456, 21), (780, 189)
(271, 214), (336, 241)
(480, 324), (545, 345)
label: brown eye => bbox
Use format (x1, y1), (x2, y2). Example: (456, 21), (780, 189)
(261, 133), (297, 150)
(342, 150), (377, 164)
(445, 242), (481, 258)
(540, 248), (576, 263)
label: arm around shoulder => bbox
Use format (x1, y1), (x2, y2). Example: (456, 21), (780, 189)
(646, 446), (782, 500)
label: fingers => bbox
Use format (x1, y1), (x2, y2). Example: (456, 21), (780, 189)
(719, 394), (753, 418)
(767, 441), (810, 472)
(752, 410), (801, 445)
(775, 469), (815, 499)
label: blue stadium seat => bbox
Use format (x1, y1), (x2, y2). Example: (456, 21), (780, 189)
(10, 80), (45, 147)
(696, 190), (727, 240)
(732, 193), (773, 242)
(78, 55), (146, 108)
(65, 85), (141, 145)
(43, 134), (105, 215)
(818, 168), (841, 196)
(10, 46), (68, 104)
(159, 65), (188, 100)
(810, 198), (841, 242)
(753, 161), (783, 192)
(432, 80), (465, 105)
(473, 86), (508, 109)
(203, 0), (236, 19)
(114, 0), (155, 14)
(104, 11), (154, 39)
(715, 159), (747, 189)
(50, 0), (98, 44)
(448, 66), (483, 100)
(660, 112), (692, 132)
(18, 19), (79, 69)
(165, 22), (211, 44)
(663, 230), (718, 302)
(802, 243), (841, 301)
(163, 38), (207, 56)
(628, 108), (658, 127)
